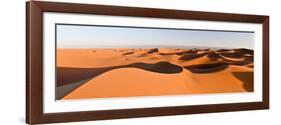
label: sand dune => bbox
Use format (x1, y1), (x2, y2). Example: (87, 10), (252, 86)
(57, 48), (254, 100)
(63, 68), (193, 99)
(57, 61), (183, 87)
(63, 65), (252, 99)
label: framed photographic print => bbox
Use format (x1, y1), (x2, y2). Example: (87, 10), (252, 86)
(26, 1), (269, 124)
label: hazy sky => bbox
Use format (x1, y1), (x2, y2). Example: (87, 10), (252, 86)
(56, 24), (254, 49)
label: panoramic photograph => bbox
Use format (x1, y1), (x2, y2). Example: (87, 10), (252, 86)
(56, 24), (254, 100)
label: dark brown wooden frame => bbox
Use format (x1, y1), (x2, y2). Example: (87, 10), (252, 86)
(26, 1), (269, 124)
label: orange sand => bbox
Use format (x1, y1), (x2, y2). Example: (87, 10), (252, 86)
(56, 48), (254, 100)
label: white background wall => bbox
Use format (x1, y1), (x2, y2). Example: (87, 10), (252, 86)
(0, 0), (279, 124)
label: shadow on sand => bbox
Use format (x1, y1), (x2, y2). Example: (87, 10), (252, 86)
(179, 53), (206, 61)
(232, 72), (254, 92)
(184, 62), (229, 73)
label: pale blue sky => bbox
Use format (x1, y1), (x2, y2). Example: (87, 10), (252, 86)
(56, 24), (254, 49)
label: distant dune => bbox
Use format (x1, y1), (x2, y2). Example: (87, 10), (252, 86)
(56, 48), (254, 100)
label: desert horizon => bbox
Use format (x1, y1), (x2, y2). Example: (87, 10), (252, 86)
(55, 45), (253, 50)
(56, 47), (254, 100)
